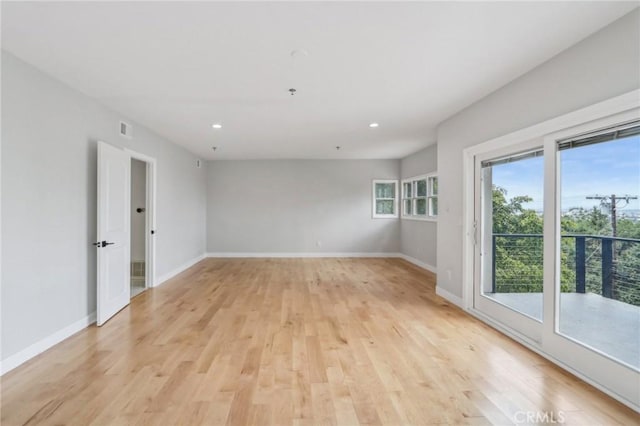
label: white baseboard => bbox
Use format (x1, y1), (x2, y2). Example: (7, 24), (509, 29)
(398, 254), (437, 274)
(205, 252), (402, 259)
(155, 253), (206, 287)
(0, 254), (205, 376)
(435, 286), (464, 308)
(0, 312), (96, 376)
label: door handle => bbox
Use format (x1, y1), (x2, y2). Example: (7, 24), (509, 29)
(92, 241), (114, 248)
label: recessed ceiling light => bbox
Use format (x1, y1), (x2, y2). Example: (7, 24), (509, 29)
(369, 122), (379, 128)
(212, 123), (222, 129)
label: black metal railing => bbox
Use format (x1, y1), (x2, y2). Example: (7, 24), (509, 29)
(491, 234), (640, 306)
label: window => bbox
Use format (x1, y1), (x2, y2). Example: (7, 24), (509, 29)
(402, 173), (438, 220)
(372, 180), (398, 218)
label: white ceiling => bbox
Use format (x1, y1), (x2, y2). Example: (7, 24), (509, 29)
(2, 2), (637, 160)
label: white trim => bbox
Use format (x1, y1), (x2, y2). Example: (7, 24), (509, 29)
(206, 252), (402, 259)
(398, 253), (437, 274)
(124, 149), (155, 164)
(435, 286), (464, 309)
(155, 253), (206, 287)
(401, 216), (437, 222)
(372, 179), (399, 218)
(462, 90), (640, 158)
(0, 312), (96, 375)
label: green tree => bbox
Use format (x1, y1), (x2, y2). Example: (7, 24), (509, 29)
(491, 189), (639, 306)
(492, 186), (545, 293)
(562, 207), (611, 235)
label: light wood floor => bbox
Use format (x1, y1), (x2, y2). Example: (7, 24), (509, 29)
(1, 258), (638, 425)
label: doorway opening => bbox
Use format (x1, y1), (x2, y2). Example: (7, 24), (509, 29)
(130, 158), (147, 297)
(126, 148), (156, 300)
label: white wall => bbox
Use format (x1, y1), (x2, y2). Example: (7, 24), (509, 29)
(400, 144), (437, 269)
(1, 51), (207, 363)
(206, 160), (401, 254)
(130, 159), (146, 262)
(436, 9), (640, 299)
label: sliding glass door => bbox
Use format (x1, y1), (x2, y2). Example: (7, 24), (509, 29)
(473, 123), (639, 361)
(556, 122), (640, 371)
(469, 104), (640, 407)
(473, 140), (545, 342)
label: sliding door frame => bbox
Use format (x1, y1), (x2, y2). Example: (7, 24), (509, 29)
(472, 139), (545, 343)
(461, 90), (640, 411)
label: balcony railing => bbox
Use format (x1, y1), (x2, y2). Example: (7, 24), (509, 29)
(491, 234), (640, 306)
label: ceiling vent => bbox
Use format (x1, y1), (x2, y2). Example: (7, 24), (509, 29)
(119, 121), (133, 139)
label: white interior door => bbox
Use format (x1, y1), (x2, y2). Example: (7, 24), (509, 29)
(96, 141), (131, 326)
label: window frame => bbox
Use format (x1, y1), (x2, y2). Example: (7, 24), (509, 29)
(401, 172), (438, 221)
(372, 179), (399, 218)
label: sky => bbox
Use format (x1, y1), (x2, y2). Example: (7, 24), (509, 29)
(491, 134), (640, 213)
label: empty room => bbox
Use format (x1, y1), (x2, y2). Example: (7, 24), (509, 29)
(1, 1), (640, 425)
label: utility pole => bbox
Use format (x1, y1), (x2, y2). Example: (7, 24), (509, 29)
(586, 194), (638, 238)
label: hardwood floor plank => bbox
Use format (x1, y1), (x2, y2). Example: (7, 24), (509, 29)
(1, 258), (638, 425)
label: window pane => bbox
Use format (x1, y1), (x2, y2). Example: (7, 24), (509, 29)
(404, 199), (412, 215)
(376, 200), (394, 215)
(429, 177), (438, 196)
(416, 198), (427, 215)
(403, 182), (412, 198)
(416, 179), (427, 197)
(429, 197), (438, 216)
(482, 153), (544, 322)
(558, 131), (639, 369)
(376, 183), (395, 199)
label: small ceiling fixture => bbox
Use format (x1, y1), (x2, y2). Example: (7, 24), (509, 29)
(336, 146), (341, 150)
(212, 146), (218, 151)
(212, 123), (222, 129)
(289, 88), (297, 96)
(369, 122), (379, 128)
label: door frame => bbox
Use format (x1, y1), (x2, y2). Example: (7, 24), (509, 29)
(460, 89), (640, 410)
(125, 149), (157, 289)
(472, 138), (545, 343)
